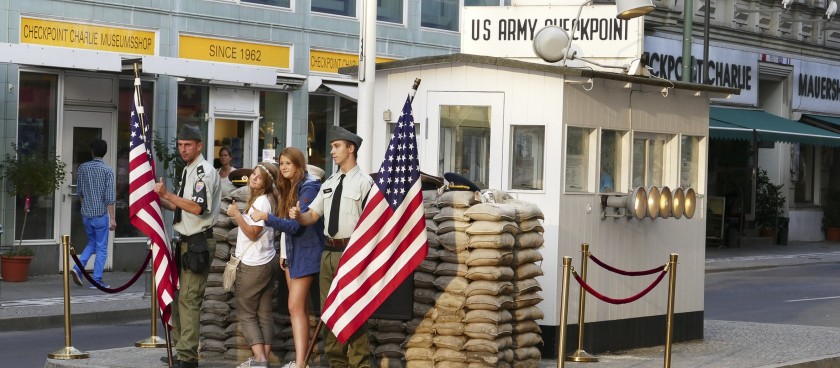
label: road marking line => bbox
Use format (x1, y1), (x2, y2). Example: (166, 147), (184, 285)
(785, 295), (840, 303)
(1, 292), (145, 308)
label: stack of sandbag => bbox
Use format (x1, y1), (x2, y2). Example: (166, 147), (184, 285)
(504, 199), (546, 368)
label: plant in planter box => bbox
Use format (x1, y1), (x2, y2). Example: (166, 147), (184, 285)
(0, 144), (67, 267)
(754, 168), (786, 234)
(823, 189), (840, 241)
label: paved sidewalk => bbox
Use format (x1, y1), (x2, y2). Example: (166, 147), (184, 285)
(4, 239), (840, 367)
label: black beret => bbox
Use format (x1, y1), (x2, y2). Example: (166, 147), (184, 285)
(443, 172), (481, 192)
(329, 126), (362, 149)
(177, 124), (202, 141)
(229, 168), (252, 187)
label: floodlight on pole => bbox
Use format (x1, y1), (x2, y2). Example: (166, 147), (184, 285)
(617, 0), (656, 19)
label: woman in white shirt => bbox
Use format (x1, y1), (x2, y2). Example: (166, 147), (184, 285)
(227, 162), (281, 368)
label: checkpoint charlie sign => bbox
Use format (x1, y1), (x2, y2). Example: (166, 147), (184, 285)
(460, 5), (643, 60)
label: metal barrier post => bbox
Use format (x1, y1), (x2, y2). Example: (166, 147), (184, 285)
(48, 235), (89, 360)
(557, 256), (572, 368)
(567, 243), (597, 362)
(136, 240), (167, 348)
(663, 253), (678, 368)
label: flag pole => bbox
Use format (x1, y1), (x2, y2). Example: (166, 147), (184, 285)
(132, 63), (175, 367)
(301, 78), (422, 367)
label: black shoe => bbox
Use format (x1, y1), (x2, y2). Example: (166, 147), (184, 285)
(177, 360), (198, 368)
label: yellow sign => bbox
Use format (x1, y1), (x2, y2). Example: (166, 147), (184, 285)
(310, 49), (396, 74)
(20, 17), (156, 55)
(179, 35), (290, 69)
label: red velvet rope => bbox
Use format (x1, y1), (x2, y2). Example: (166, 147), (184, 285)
(589, 254), (666, 276)
(71, 250), (152, 294)
(572, 269), (668, 305)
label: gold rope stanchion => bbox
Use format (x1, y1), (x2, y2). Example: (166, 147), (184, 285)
(567, 243), (597, 362)
(136, 240), (167, 348)
(48, 235), (89, 359)
(663, 253), (678, 368)
(557, 256), (572, 368)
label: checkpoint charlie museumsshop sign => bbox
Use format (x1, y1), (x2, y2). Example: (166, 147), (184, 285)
(643, 36), (758, 106)
(20, 17), (156, 55)
(461, 5), (643, 59)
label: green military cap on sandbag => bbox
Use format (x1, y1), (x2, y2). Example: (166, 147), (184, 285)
(177, 124), (203, 141)
(328, 125), (362, 149)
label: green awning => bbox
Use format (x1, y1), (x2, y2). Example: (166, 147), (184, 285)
(802, 114), (840, 129)
(709, 107), (840, 147)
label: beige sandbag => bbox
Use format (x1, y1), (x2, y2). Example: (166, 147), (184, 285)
(514, 278), (543, 294)
(423, 190), (439, 203)
(437, 231), (470, 252)
(433, 335), (467, 350)
(518, 219), (544, 233)
(466, 349), (514, 365)
(466, 220), (519, 236)
(512, 347), (542, 360)
(430, 307), (466, 323)
(413, 302), (433, 318)
(464, 309), (513, 324)
(467, 233), (515, 250)
(405, 347), (435, 361)
(424, 203), (440, 219)
(437, 190), (480, 208)
(427, 232), (441, 247)
(413, 288), (440, 304)
(434, 275), (469, 295)
(435, 262), (469, 277)
(426, 219), (438, 233)
(432, 347), (468, 363)
(464, 336), (513, 353)
(513, 320), (542, 334)
(417, 259), (438, 273)
(511, 249), (543, 267)
(464, 203), (516, 221)
(513, 292), (543, 308)
(465, 266), (514, 281)
(437, 220), (471, 234)
(414, 271), (436, 289)
(434, 207), (471, 222)
(513, 306), (545, 321)
(466, 249), (513, 267)
(464, 322), (513, 340)
(514, 263), (544, 279)
(437, 291), (467, 309)
(433, 321), (466, 336)
(437, 249), (469, 264)
(465, 294), (514, 311)
(374, 343), (404, 358)
(515, 232), (544, 249)
(512, 332), (543, 348)
(465, 280), (514, 296)
(502, 199), (544, 221)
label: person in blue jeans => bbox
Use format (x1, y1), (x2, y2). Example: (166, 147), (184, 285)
(71, 139), (116, 289)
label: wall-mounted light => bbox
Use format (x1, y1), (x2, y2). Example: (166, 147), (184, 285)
(616, 0), (655, 19)
(602, 187), (647, 220)
(383, 109), (392, 122)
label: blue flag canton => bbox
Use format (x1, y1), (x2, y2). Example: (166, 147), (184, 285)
(129, 96), (153, 157)
(377, 96), (420, 210)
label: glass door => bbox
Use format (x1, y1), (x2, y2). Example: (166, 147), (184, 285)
(59, 109), (115, 271)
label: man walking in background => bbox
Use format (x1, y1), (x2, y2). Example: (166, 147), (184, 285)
(71, 139), (116, 289)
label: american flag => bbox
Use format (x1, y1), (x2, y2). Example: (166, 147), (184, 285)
(321, 93), (428, 343)
(128, 78), (177, 327)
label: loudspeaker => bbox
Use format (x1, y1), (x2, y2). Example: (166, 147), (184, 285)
(646, 186), (660, 219)
(683, 187), (697, 219)
(672, 187), (685, 219)
(658, 186), (672, 219)
(604, 187), (648, 220)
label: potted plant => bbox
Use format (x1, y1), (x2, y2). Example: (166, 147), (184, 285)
(754, 168), (786, 238)
(823, 189), (840, 242)
(0, 144), (67, 282)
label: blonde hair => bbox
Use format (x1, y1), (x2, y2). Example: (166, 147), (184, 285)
(276, 147), (306, 218)
(246, 162), (280, 215)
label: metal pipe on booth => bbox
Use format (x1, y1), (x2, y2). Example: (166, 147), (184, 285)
(557, 256), (572, 368)
(567, 243), (597, 362)
(664, 253), (679, 368)
(48, 235), (89, 360)
(136, 240), (167, 348)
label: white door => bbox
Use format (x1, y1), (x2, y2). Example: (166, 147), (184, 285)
(59, 109), (115, 271)
(426, 92), (505, 190)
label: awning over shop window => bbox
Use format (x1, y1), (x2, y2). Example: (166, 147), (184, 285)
(801, 114), (840, 131)
(709, 107), (840, 147)
(322, 82), (358, 101)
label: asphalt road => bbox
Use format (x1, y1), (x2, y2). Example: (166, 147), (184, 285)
(705, 262), (840, 327)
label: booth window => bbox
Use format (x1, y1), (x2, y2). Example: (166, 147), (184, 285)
(378, 0), (403, 23)
(565, 127), (592, 192)
(258, 91), (288, 162)
(313, 0), (355, 16)
(15, 72), (59, 241)
(793, 143), (814, 204)
(599, 129), (625, 193)
(439, 105), (490, 189)
(309, 95), (357, 177)
(242, 0), (290, 8)
(510, 125), (544, 190)
(632, 132), (672, 188)
(680, 135), (701, 189)
(114, 79), (155, 238)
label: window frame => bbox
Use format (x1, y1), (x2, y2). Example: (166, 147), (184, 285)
(508, 124), (546, 191)
(564, 125), (596, 194)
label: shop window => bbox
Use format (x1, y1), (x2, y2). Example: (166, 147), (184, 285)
(439, 105), (490, 189)
(308, 95), (357, 177)
(313, 0), (355, 17)
(421, 0), (459, 31)
(680, 135), (702, 189)
(378, 0), (403, 23)
(599, 129), (625, 193)
(115, 79), (155, 238)
(793, 143), (814, 204)
(565, 127), (593, 192)
(176, 84), (211, 161)
(632, 132), (673, 188)
(258, 91), (288, 162)
(510, 125), (544, 190)
(241, 0), (291, 8)
(15, 72), (59, 240)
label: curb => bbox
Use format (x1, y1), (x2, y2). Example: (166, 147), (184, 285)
(0, 308), (149, 332)
(761, 354), (840, 368)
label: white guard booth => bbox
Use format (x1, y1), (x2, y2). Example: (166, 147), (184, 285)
(358, 53), (737, 357)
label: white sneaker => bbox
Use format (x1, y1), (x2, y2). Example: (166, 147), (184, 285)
(238, 357), (269, 367)
(281, 362), (297, 368)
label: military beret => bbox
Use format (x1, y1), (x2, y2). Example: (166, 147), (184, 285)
(443, 172), (481, 192)
(229, 168), (252, 187)
(329, 126), (363, 149)
(307, 164), (325, 181)
(177, 124), (203, 141)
